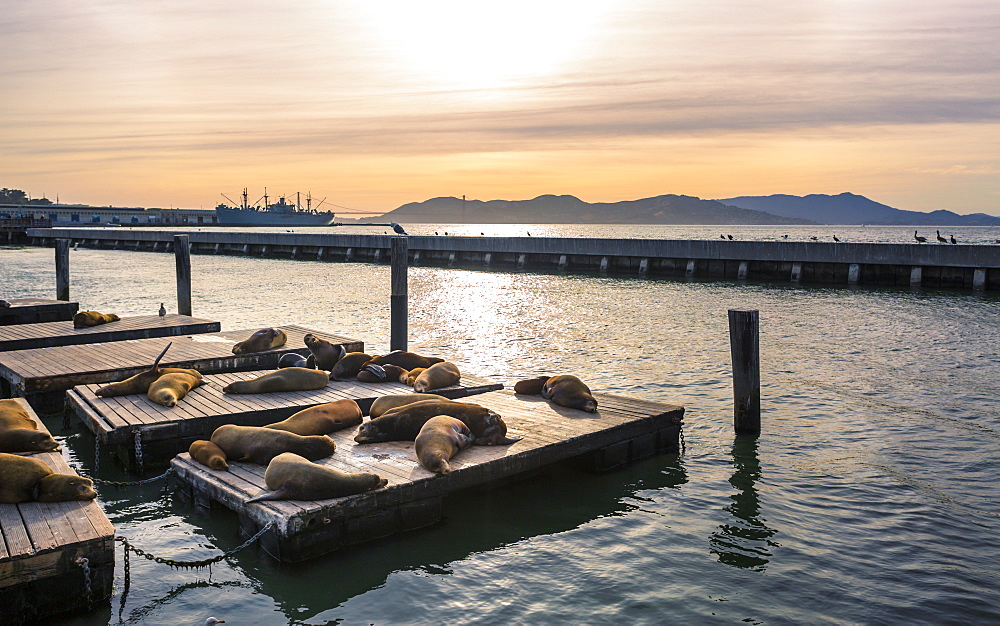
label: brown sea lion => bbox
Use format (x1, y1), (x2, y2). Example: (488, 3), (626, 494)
(415, 415), (475, 474)
(513, 375), (550, 395)
(265, 399), (363, 435)
(246, 452), (387, 502)
(356, 363), (407, 383)
(329, 352), (374, 380)
(543, 375), (599, 413)
(402, 367), (425, 386)
(0, 453), (97, 504)
(368, 393), (450, 418)
(210, 424), (336, 465)
(0, 399), (34, 428)
(366, 351), (444, 371)
(189, 440), (229, 471)
(94, 343), (203, 398)
(147, 372), (203, 407)
(222, 367), (329, 394)
(304, 333), (346, 370)
(412, 362), (461, 393)
(0, 400), (59, 452)
(231, 327), (288, 355)
(73, 310), (120, 328)
(355, 399), (520, 446)
(277, 352), (310, 369)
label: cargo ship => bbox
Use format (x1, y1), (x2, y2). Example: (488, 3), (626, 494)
(215, 188), (337, 226)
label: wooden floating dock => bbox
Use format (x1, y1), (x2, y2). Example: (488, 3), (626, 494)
(0, 399), (115, 622)
(0, 298), (79, 326)
(0, 325), (363, 411)
(171, 389), (684, 563)
(0, 314), (221, 352)
(67, 371), (504, 469)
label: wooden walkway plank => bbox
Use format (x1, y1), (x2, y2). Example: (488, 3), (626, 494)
(0, 314), (222, 351)
(0, 299), (79, 326)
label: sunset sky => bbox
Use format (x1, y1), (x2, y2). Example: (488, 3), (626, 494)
(3, 1), (999, 216)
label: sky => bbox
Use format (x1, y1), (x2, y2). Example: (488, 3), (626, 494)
(2, 0), (999, 216)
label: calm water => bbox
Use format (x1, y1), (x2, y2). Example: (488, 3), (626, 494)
(2, 224), (999, 624)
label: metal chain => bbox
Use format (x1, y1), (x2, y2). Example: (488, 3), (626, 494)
(679, 423), (686, 454)
(76, 466), (175, 488)
(118, 539), (131, 622)
(134, 430), (144, 475)
(94, 437), (100, 474)
(115, 521), (275, 569)
(75, 556), (92, 606)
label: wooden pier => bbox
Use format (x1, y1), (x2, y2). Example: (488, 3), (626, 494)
(0, 325), (363, 411)
(171, 389), (684, 562)
(0, 314), (220, 352)
(67, 371), (504, 469)
(0, 298), (79, 326)
(0, 399), (115, 622)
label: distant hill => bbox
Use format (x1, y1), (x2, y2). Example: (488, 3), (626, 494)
(372, 194), (814, 225)
(717, 192), (1000, 226)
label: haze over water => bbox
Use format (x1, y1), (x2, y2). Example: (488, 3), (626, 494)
(2, 224), (998, 623)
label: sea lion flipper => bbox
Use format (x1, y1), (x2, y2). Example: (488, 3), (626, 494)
(246, 489), (284, 503)
(497, 435), (522, 445)
(150, 342), (172, 374)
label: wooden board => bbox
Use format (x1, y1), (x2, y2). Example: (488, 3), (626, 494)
(171, 389), (684, 562)
(0, 314), (221, 351)
(0, 299), (79, 326)
(0, 325), (363, 395)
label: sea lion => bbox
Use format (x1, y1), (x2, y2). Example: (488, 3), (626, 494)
(147, 372), (203, 407)
(412, 362), (461, 393)
(415, 415), (474, 474)
(368, 393), (450, 418)
(356, 363), (407, 383)
(355, 399), (520, 446)
(94, 343), (203, 397)
(513, 375), (550, 395)
(0, 453), (97, 504)
(223, 367), (329, 394)
(210, 424), (336, 465)
(265, 399), (363, 435)
(543, 375), (599, 413)
(329, 352), (373, 380)
(246, 452), (387, 503)
(366, 351), (445, 371)
(73, 310), (120, 328)
(189, 440), (229, 471)
(0, 400), (59, 452)
(231, 327), (287, 355)
(304, 333), (346, 371)
(0, 399), (34, 428)
(402, 367), (426, 386)
(277, 352), (310, 369)
(0, 299), (10, 308)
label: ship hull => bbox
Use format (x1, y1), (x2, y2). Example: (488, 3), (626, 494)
(216, 207), (336, 226)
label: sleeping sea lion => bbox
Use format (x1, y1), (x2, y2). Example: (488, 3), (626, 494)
(246, 452), (387, 502)
(356, 363), (407, 383)
(0, 400), (60, 453)
(0, 399), (34, 428)
(304, 334), (346, 370)
(73, 310), (120, 328)
(542, 375), (599, 413)
(94, 343), (203, 397)
(402, 367), (426, 386)
(355, 399), (520, 446)
(0, 453), (97, 504)
(147, 372), (203, 407)
(415, 415), (474, 474)
(223, 367), (329, 394)
(189, 440), (229, 471)
(513, 375), (550, 395)
(329, 352), (373, 380)
(210, 424), (336, 465)
(368, 393), (450, 418)
(264, 399), (363, 435)
(277, 352), (310, 369)
(231, 327), (288, 355)
(412, 362), (461, 393)
(366, 351), (444, 371)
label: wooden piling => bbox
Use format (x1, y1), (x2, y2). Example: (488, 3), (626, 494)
(390, 236), (408, 351)
(55, 239), (70, 301)
(174, 234), (192, 316)
(728, 308), (761, 435)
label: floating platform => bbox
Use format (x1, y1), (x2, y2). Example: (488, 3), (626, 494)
(0, 298), (79, 326)
(0, 314), (221, 352)
(67, 371), (504, 470)
(171, 389), (684, 563)
(0, 399), (115, 623)
(0, 326), (363, 412)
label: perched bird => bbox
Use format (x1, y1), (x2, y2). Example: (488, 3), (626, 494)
(73, 242), (79, 250)
(527, 232), (531, 236)
(158, 303), (166, 317)
(950, 235), (957, 244)
(914, 230), (927, 243)
(781, 234), (789, 239)
(936, 230), (947, 243)
(390, 222), (407, 235)
(727, 234), (734, 240)
(720, 234), (726, 239)
(434, 231), (439, 235)
(810, 236), (819, 241)
(444, 231), (448, 236)
(833, 235), (840, 242)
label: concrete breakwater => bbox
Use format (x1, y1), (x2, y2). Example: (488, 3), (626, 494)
(26, 228), (1000, 290)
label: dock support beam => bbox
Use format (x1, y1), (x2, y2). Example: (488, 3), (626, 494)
(174, 235), (192, 316)
(483, 253), (491, 266)
(517, 254), (526, 268)
(55, 239), (70, 301)
(558, 255), (568, 270)
(973, 268), (986, 291)
(639, 258), (649, 274)
(686, 259), (695, 278)
(390, 237), (408, 352)
(790, 263), (802, 282)
(600, 256), (609, 273)
(848, 263), (860, 285)
(448, 252), (456, 266)
(910, 266), (922, 287)
(728, 308), (760, 436)
(737, 261), (748, 280)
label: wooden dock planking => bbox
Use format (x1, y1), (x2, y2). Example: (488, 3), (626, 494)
(0, 325), (363, 400)
(66, 371), (504, 468)
(0, 399), (115, 622)
(0, 298), (79, 326)
(0, 314), (222, 351)
(171, 389), (684, 562)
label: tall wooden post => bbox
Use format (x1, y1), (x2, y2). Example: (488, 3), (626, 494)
(55, 239), (70, 301)
(728, 308), (760, 435)
(390, 237), (408, 351)
(174, 235), (192, 316)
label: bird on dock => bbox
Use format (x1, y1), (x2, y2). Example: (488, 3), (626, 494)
(950, 235), (957, 244)
(434, 231), (439, 235)
(833, 235), (840, 242)
(810, 236), (819, 241)
(527, 232), (531, 236)
(914, 231), (927, 243)
(781, 234), (789, 239)
(73, 242), (79, 250)
(936, 230), (947, 243)
(158, 303), (166, 317)
(720, 234), (726, 239)
(481, 232), (485, 236)
(727, 234), (734, 240)
(390, 222), (407, 235)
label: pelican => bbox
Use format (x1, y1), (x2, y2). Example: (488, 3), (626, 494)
(950, 235), (957, 244)
(914, 231), (927, 243)
(390, 222), (407, 235)
(936, 230), (947, 243)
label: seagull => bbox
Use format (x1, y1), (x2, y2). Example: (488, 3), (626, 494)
(936, 230), (947, 243)
(158, 303), (166, 317)
(205, 618), (225, 626)
(390, 222), (407, 235)
(833, 235), (840, 242)
(950, 235), (957, 244)
(914, 230), (927, 243)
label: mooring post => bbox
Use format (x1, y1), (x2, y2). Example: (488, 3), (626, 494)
(55, 239), (70, 301)
(728, 308), (761, 435)
(390, 237), (408, 351)
(174, 234), (192, 316)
